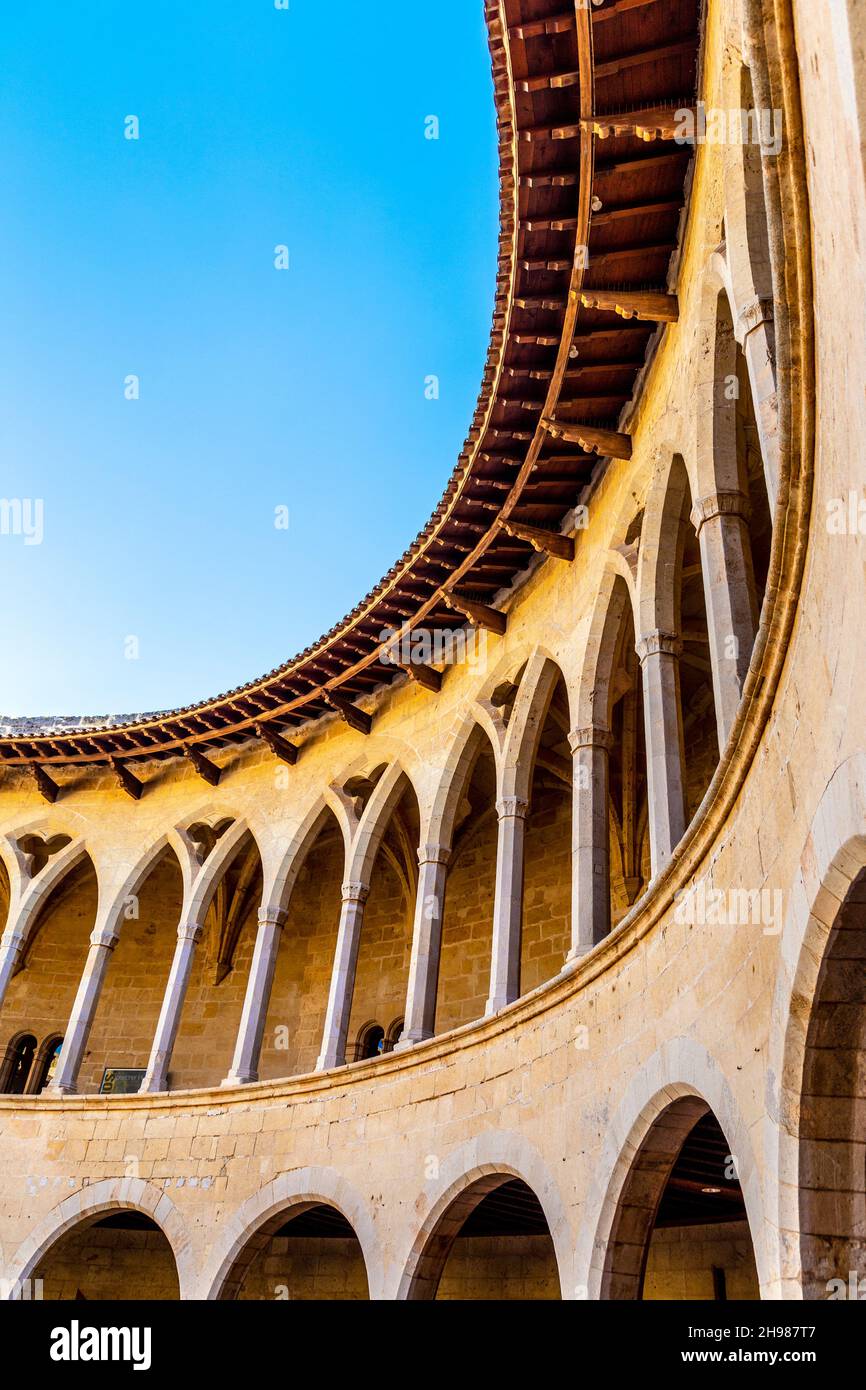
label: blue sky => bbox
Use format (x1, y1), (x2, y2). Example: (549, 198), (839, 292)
(0, 0), (499, 716)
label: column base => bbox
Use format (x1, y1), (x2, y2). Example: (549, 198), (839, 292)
(44, 1082), (76, 1097)
(564, 942), (594, 968)
(393, 1029), (433, 1052)
(315, 1053), (345, 1073)
(137, 1073), (168, 1095)
(220, 1071), (257, 1088)
(484, 994), (516, 1017)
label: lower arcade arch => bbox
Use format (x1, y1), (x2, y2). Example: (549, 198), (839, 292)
(600, 1096), (760, 1300)
(402, 1174), (562, 1301)
(798, 865), (866, 1298)
(215, 1202), (370, 1301)
(27, 1208), (180, 1301)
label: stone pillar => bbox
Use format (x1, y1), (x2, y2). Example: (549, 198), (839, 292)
(222, 907), (287, 1086)
(139, 921), (204, 1094)
(48, 925), (120, 1094)
(691, 490), (759, 752)
(566, 726), (614, 961)
(316, 883), (369, 1071)
(397, 845), (451, 1047)
(485, 796), (529, 1015)
(637, 630), (687, 876)
(0, 928), (26, 1010)
(737, 296), (779, 512)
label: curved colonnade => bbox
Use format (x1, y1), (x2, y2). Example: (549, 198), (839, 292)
(0, 0), (863, 1302)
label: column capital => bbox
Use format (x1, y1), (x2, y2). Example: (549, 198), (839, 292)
(690, 489), (751, 534)
(177, 920), (205, 943)
(417, 843), (451, 868)
(257, 905), (288, 929)
(340, 882), (370, 905)
(636, 629), (683, 664)
(496, 795), (529, 821)
(89, 926), (120, 951)
(736, 295), (774, 341)
(568, 724), (615, 754)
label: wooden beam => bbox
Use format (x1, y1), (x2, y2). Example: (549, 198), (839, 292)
(254, 723), (299, 765)
(500, 521), (575, 561)
(442, 591), (507, 635)
(397, 661), (443, 693)
(593, 39), (697, 82)
(581, 106), (695, 142)
(324, 694), (372, 736)
(30, 762), (59, 804)
(110, 757), (143, 800)
(184, 746), (221, 786)
(579, 290), (679, 323)
(542, 418), (632, 460)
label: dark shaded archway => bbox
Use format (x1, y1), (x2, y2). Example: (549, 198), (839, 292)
(219, 1203), (370, 1301)
(602, 1097), (759, 1300)
(32, 1210), (180, 1301)
(799, 867), (866, 1298)
(406, 1175), (561, 1301)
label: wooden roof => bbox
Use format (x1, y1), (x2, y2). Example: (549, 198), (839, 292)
(4, 0), (702, 792)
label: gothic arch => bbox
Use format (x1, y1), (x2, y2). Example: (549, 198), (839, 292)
(393, 1130), (573, 1300)
(199, 1166), (381, 1300)
(2, 1177), (194, 1300)
(578, 1038), (767, 1299)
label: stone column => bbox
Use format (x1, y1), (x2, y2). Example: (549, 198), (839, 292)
(737, 296), (779, 512)
(0, 928), (26, 1011)
(485, 796), (529, 1015)
(222, 907), (287, 1086)
(316, 883), (369, 1071)
(397, 845), (451, 1047)
(48, 925), (120, 1094)
(637, 630), (687, 876)
(691, 490), (759, 752)
(139, 921), (204, 1094)
(566, 726), (614, 961)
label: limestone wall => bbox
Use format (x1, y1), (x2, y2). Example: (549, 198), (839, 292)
(0, 0), (862, 1302)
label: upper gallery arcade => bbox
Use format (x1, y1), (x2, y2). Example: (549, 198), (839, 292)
(0, 0), (861, 1306)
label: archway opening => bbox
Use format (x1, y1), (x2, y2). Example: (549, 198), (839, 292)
(436, 730), (498, 1032)
(799, 866), (866, 1299)
(170, 830), (263, 1090)
(0, 855), (96, 1076)
(346, 778), (420, 1055)
(83, 846), (183, 1094)
(602, 1097), (759, 1300)
(32, 1210), (180, 1300)
(408, 1175), (560, 1300)
(521, 669), (573, 992)
(220, 1203), (370, 1301)
(608, 586), (650, 925)
(262, 806), (344, 1080)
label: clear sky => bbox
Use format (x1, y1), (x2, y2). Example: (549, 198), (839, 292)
(0, 0), (499, 718)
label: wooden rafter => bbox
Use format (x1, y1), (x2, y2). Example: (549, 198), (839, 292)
(324, 693), (372, 736)
(500, 521), (575, 561)
(254, 723), (299, 765)
(442, 592), (507, 636)
(582, 106), (696, 142)
(30, 762), (59, 803)
(579, 290), (679, 322)
(542, 418), (633, 460)
(110, 758), (143, 800)
(184, 746), (221, 786)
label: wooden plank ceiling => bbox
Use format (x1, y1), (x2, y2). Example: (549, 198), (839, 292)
(5, 0), (702, 795)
